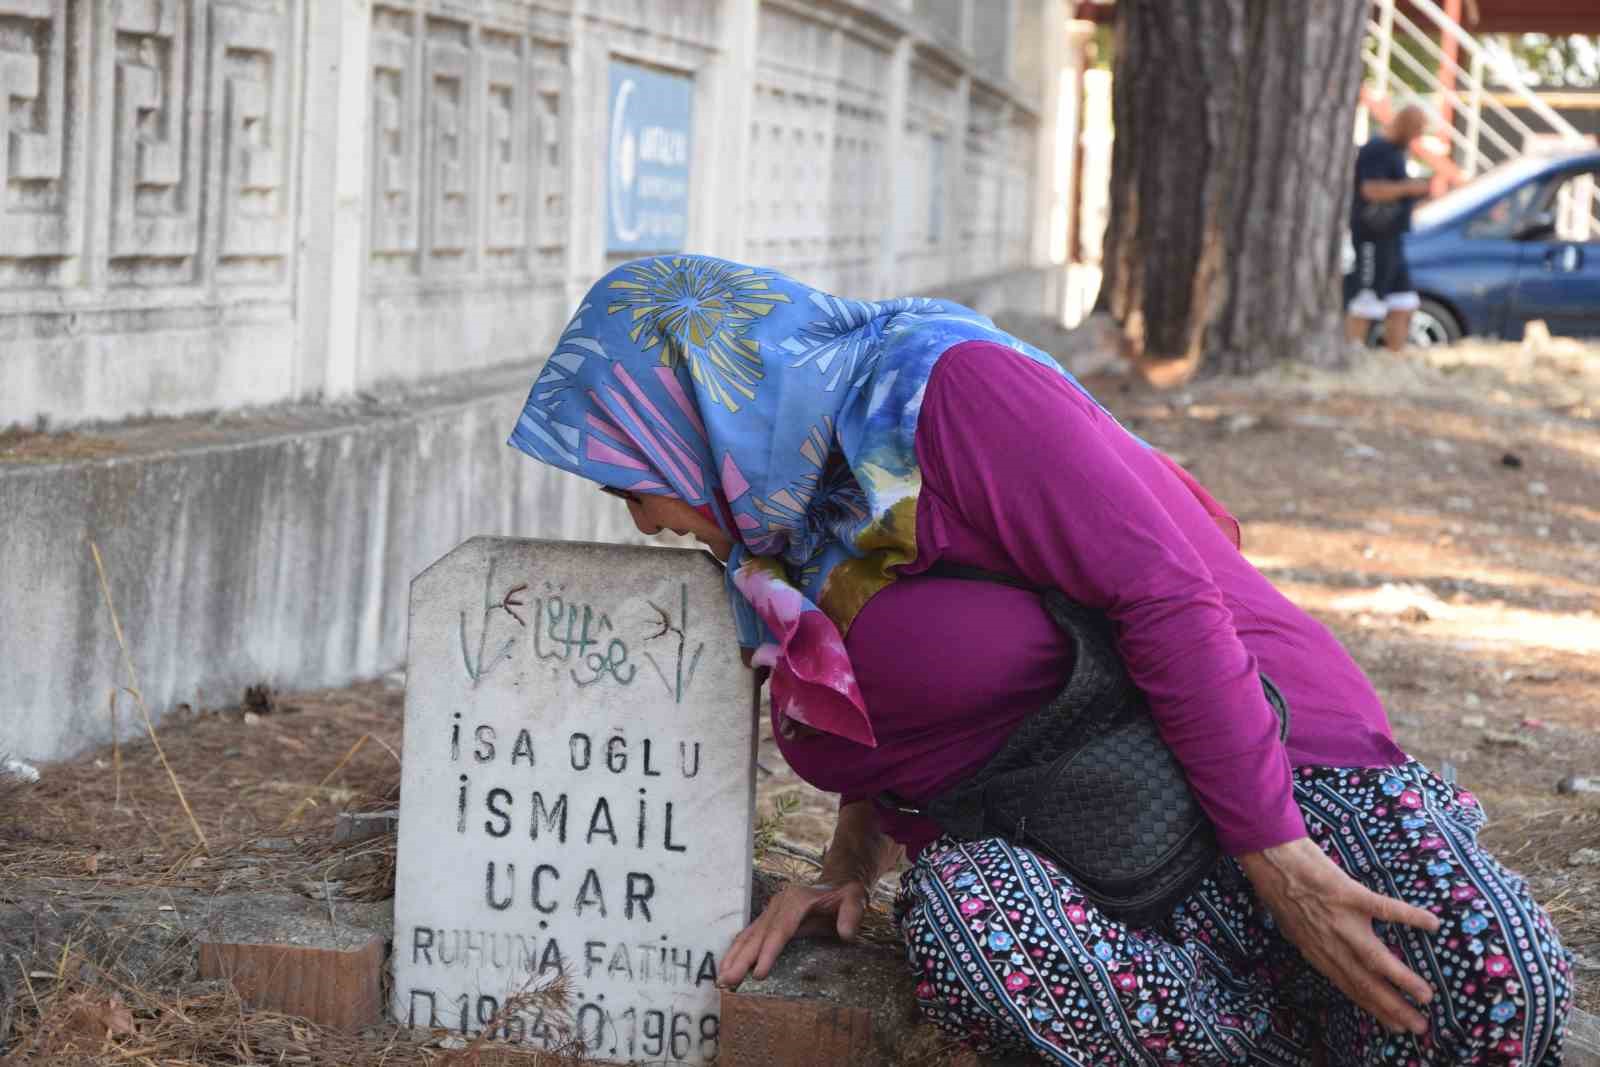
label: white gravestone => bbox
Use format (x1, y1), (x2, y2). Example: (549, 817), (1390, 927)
(394, 537), (755, 1064)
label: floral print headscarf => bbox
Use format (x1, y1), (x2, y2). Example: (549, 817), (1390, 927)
(508, 254), (1162, 746)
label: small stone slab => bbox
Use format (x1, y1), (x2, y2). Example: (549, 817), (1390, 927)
(2, 885), (388, 1044)
(719, 991), (878, 1066)
(196, 895), (388, 1030)
(718, 935), (931, 1067)
(334, 809), (399, 843)
(1570, 1007), (1600, 1066)
(394, 537), (754, 1063)
(199, 935), (384, 1030)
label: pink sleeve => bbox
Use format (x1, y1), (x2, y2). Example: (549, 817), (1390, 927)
(914, 342), (1305, 855)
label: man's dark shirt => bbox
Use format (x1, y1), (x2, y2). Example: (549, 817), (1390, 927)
(1351, 136), (1413, 240)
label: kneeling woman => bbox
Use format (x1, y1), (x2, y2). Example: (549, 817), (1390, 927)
(509, 255), (1571, 1065)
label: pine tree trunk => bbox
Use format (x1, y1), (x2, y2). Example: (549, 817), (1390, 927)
(1099, 0), (1367, 380)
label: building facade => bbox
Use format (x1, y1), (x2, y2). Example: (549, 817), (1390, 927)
(1, 0), (1072, 429)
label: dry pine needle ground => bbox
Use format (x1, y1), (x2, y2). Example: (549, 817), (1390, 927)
(4, 340), (1598, 1060)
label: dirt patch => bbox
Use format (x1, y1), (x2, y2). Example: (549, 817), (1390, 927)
(0, 426), (128, 465)
(0, 680), (634, 1064)
(3, 337), (1597, 1058)
(0, 681), (403, 899)
(1127, 341), (1600, 1001)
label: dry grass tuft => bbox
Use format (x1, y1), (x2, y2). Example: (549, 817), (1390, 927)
(0, 681), (416, 1063)
(0, 682), (635, 1065)
(1477, 788), (1600, 955)
(3, 939), (592, 1066)
(0, 680), (403, 896)
(0, 758), (34, 832)
(0, 426), (127, 465)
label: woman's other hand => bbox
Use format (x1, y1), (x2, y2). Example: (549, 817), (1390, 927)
(717, 799), (899, 989)
(717, 881), (868, 988)
(1239, 836), (1441, 1035)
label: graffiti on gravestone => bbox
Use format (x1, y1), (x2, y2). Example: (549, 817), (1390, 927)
(393, 537), (754, 1064)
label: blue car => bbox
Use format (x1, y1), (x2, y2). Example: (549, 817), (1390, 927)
(1356, 148), (1600, 345)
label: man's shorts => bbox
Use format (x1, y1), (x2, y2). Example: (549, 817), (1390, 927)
(1344, 236), (1419, 320)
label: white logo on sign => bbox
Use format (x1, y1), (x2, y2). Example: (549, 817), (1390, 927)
(610, 78), (642, 244)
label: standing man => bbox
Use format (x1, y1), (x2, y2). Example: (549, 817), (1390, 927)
(1344, 105), (1431, 351)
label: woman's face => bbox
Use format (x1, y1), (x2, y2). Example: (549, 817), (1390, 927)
(620, 492), (735, 562)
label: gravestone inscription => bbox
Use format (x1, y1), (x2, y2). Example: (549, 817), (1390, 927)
(393, 537), (754, 1064)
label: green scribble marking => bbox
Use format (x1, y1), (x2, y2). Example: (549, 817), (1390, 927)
(643, 583), (704, 704)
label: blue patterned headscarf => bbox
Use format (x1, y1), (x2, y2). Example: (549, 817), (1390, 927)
(509, 254), (1102, 745)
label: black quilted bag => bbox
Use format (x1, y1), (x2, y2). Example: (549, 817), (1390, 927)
(879, 564), (1289, 927)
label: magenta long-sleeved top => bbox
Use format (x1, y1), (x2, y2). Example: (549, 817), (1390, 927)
(773, 341), (1406, 859)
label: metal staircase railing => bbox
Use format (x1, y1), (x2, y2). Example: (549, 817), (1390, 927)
(1361, 0), (1599, 237)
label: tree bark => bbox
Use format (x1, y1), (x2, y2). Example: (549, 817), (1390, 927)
(1099, 0), (1367, 380)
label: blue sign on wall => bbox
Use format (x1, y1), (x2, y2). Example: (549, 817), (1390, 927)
(607, 60), (694, 253)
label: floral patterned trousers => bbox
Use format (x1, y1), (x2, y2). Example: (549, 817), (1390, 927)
(894, 763), (1572, 1065)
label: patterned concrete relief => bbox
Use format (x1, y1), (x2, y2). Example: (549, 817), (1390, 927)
(902, 53), (962, 288)
(2, 0), (1058, 428)
(0, 0), (298, 289)
(213, 2), (295, 284)
(0, 0), (75, 287)
(367, 2), (568, 280)
(751, 3), (892, 296)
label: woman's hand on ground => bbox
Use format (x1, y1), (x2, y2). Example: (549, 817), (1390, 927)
(717, 881), (868, 989)
(1239, 836), (1441, 1035)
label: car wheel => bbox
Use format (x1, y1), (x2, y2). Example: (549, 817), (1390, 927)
(1363, 298), (1464, 348)
(1409, 298), (1463, 347)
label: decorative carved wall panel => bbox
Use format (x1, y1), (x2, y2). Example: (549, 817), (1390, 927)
(3, 0), (1049, 427)
(1003, 111), (1036, 264)
(367, 3), (567, 281)
(212, 2), (295, 282)
(531, 58), (564, 260)
(423, 16), (471, 262)
(587, 0), (717, 48)
(109, 0), (201, 265)
(912, 0), (964, 53)
(906, 55), (959, 266)
(2, 1), (299, 291)
(371, 6), (419, 264)
(752, 5), (889, 291)
(971, 0), (1011, 82)
(482, 29), (526, 262)
(0, 0), (75, 276)
(963, 86), (1006, 274)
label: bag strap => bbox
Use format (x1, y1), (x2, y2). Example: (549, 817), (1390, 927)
(922, 561), (1041, 593)
(927, 562), (1290, 730)
(878, 560), (1293, 823)
(878, 561), (1066, 823)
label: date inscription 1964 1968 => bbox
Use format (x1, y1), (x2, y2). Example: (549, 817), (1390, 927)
(395, 538), (753, 1066)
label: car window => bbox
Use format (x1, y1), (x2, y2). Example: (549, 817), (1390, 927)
(1414, 156), (1549, 230)
(1463, 180), (1543, 239)
(1544, 169), (1600, 243)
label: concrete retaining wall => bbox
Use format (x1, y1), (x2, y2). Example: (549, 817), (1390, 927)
(0, 364), (654, 763)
